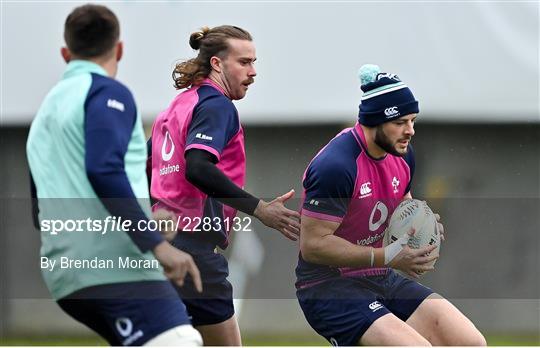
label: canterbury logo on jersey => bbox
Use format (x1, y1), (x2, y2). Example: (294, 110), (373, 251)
(107, 99), (125, 112)
(360, 182), (372, 198)
(195, 133), (213, 141)
(384, 106), (399, 117)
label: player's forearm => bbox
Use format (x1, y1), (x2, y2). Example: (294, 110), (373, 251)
(185, 150), (260, 215)
(84, 94), (163, 253)
(302, 233), (379, 268)
(87, 169), (164, 252)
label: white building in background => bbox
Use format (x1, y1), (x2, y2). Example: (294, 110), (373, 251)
(2, 1), (539, 126)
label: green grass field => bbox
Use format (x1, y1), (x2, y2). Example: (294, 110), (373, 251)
(2, 333), (539, 346)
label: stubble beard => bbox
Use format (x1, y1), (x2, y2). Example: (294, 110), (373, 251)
(374, 125), (408, 157)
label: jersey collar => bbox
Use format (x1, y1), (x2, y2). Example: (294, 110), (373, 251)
(63, 60), (108, 80)
(201, 78), (228, 97)
(353, 122), (388, 161)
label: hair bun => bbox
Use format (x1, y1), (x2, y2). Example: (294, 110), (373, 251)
(189, 26), (210, 50)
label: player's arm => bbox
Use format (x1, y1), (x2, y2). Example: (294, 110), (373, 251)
(186, 149), (258, 213)
(185, 150), (300, 240)
(85, 82), (201, 290)
(301, 215), (437, 277)
(301, 216), (375, 267)
(300, 159), (378, 266)
(84, 83), (164, 253)
(184, 99), (299, 239)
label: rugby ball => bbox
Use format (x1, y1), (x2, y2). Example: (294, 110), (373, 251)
(383, 199), (441, 266)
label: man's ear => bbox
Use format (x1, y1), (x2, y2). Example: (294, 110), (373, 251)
(210, 56), (222, 73)
(116, 41), (123, 62)
(60, 47), (71, 63)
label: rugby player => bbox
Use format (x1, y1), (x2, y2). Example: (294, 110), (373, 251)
(295, 65), (486, 346)
(26, 4), (202, 345)
(147, 26), (301, 345)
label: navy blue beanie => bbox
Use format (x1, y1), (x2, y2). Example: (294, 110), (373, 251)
(357, 64), (419, 127)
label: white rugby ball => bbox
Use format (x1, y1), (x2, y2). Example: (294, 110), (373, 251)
(383, 199), (441, 267)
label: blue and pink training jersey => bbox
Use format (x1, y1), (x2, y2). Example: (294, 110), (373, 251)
(150, 79), (246, 247)
(296, 123), (415, 288)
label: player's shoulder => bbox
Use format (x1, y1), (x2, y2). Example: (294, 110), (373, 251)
(314, 129), (362, 166)
(307, 129), (362, 179)
(192, 85), (239, 131)
(87, 73), (135, 105)
(196, 85), (236, 112)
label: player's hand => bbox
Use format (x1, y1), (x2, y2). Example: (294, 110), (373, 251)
(153, 241), (203, 292)
(254, 189), (301, 241)
(434, 213), (445, 241)
(152, 209), (178, 242)
(385, 228), (438, 278)
(389, 244), (438, 278)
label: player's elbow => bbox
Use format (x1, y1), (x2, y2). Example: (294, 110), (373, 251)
(300, 237), (325, 264)
(86, 167), (107, 188)
(185, 161), (205, 186)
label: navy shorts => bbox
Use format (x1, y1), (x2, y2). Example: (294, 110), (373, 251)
(172, 233), (235, 326)
(58, 280), (191, 346)
(297, 269), (433, 346)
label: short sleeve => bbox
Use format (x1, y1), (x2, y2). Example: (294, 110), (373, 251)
(301, 158), (355, 223)
(185, 97), (239, 161)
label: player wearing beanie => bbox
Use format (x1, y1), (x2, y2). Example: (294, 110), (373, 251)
(295, 65), (486, 346)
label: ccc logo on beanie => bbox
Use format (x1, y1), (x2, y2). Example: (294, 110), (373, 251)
(384, 106), (399, 117)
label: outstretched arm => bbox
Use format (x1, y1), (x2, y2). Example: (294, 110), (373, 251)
(185, 149), (300, 240)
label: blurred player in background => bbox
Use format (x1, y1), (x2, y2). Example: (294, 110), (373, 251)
(295, 65), (486, 346)
(147, 26), (301, 345)
(26, 4), (202, 346)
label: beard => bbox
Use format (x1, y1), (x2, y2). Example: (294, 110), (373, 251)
(374, 125), (409, 157)
(221, 67), (254, 101)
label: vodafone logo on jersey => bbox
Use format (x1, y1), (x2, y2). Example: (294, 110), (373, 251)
(161, 131), (175, 161)
(368, 201), (388, 232)
(159, 131), (180, 176)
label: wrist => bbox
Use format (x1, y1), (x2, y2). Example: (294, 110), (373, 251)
(383, 241), (405, 266)
(253, 199), (266, 218)
(152, 240), (168, 255)
(373, 248), (385, 267)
